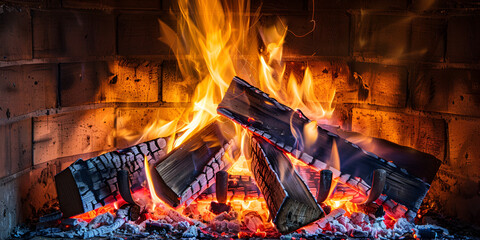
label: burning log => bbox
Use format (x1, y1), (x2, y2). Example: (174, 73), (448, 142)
(217, 76), (441, 220)
(150, 118), (237, 207)
(55, 137), (168, 217)
(249, 137), (324, 233)
(319, 124), (441, 184)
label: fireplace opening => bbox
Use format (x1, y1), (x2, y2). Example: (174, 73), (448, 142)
(1, 0), (480, 239)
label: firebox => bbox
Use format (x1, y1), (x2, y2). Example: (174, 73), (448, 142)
(1, 0), (480, 239)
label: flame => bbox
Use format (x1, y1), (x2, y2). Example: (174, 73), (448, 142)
(257, 23), (336, 123)
(98, 0), (368, 233)
(115, 0), (335, 153)
(144, 155), (163, 205)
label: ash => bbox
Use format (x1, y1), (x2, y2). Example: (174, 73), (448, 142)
(10, 200), (474, 240)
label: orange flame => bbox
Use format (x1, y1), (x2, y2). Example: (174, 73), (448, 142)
(144, 155), (163, 205)
(114, 0), (339, 225)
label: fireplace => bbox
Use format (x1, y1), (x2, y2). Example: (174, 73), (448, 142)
(1, 0), (480, 239)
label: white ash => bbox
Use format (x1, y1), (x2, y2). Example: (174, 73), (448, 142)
(87, 212), (114, 229)
(182, 225), (198, 238)
(13, 204), (463, 239)
(303, 208), (419, 239)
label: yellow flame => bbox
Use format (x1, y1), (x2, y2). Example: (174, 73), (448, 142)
(144, 155), (162, 204)
(116, 0), (336, 153)
(325, 197), (359, 215)
(304, 120), (319, 149)
(115, 0), (339, 215)
(257, 22), (335, 122)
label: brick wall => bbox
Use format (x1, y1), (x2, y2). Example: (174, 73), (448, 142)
(1, 0), (480, 238)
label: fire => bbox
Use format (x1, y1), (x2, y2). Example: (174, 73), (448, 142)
(116, 0), (335, 152)
(105, 0), (380, 234)
(144, 155), (162, 205)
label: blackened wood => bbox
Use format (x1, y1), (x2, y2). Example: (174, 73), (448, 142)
(117, 170), (136, 205)
(39, 211), (63, 223)
(152, 118), (236, 207)
(250, 137), (324, 234)
(319, 124), (441, 184)
(217, 76), (440, 220)
(362, 169), (387, 205)
(55, 137), (167, 217)
(215, 171), (228, 204)
(316, 170), (332, 203)
(55, 165), (84, 218)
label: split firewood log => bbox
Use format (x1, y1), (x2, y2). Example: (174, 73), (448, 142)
(249, 136), (324, 233)
(150, 118), (237, 207)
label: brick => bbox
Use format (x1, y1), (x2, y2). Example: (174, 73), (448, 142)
(281, 12), (349, 57)
(409, 0), (456, 11)
(365, 0), (408, 10)
(252, 0), (307, 12)
(0, 8), (32, 61)
(33, 108), (115, 165)
(62, 0), (161, 10)
(116, 107), (183, 148)
(446, 15), (480, 63)
(0, 178), (20, 240)
(308, 0), (364, 10)
(411, 68), (480, 117)
(295, 61), (407, 108)
(0, 64), (57, 120)
(353, 14), (410, 58)
(352, 108), (446, 160)
(0, 119), (32, 179)
(32, 10), (115, 58)
(59, 61), (110, 106)
(1, 0), (61, 8)
(350, 62), (407, 107)
(161, 60), (198, 102)
(306, 60), (355, 104)
(448, 118), (480, 180)
(118, 14), (174, 56)
(0, 162), (59, 239)
(108, 59), (160, 102)
(426, 166), (480, 227)
(60, 60), (160, 106)
(410, 17), (446, 62)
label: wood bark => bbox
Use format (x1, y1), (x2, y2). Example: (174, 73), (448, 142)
(249, 137), (324, 234)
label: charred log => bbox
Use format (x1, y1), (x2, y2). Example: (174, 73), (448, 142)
(249, 137), (324, 234)
(217, 76), (441, 220)
(319, 124), (441, 184)
(151, 118), (236, 207)
(54, 137), (167, 217)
